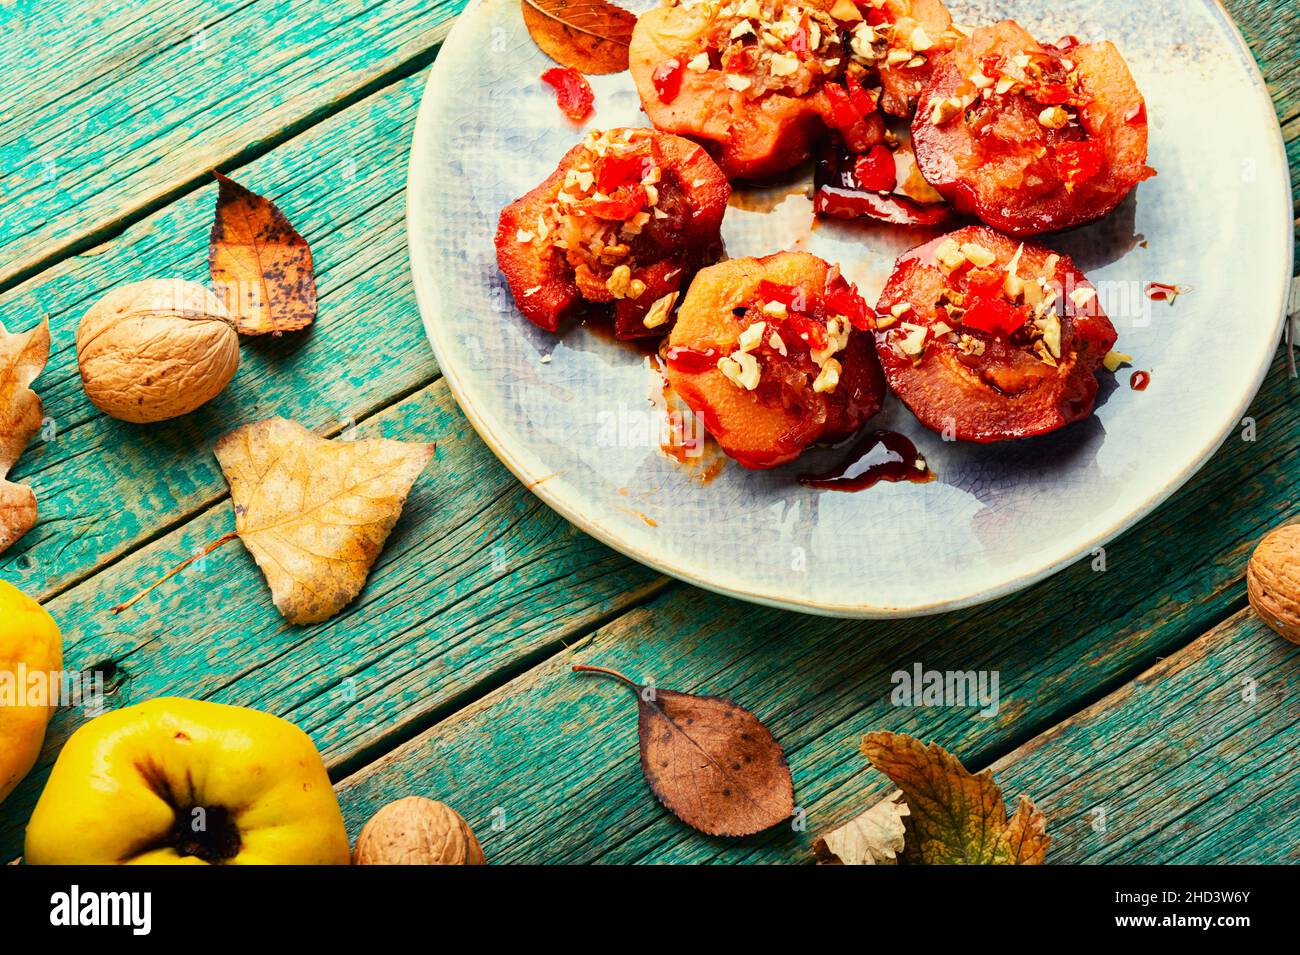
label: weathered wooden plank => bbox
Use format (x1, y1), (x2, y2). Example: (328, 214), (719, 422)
(331, 346), (1299, 863)
(1, 313), (1290, 863)
(0, 0), (1292, 868)
(986, 607), (1299, 864)
(2, 0), (1295, 607)
(0, 377), (666, 857)
(0, 72), (439, 600)
(1224, 0), (1300, 122)
(0, 0), (468, 287)
(0, 0), (1289, 294)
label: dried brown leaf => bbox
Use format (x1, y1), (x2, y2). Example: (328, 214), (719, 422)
(522, 0), (636, 75)
(0, 318), (49, 553)
(214, 418), (434, 624)
(209, 172), (317, 336)
(860, 731), (1050, 864)
(1002, 793), (1051, 864)
(573, 665), (794, 836)
(813, 792), (909, 865)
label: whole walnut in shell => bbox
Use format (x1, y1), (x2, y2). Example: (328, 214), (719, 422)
(1247, 523), (1300, 645)
(352, 796), (486, 865)
(76, 279), (239, 423)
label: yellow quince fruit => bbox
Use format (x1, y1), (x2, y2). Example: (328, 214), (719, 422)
(26, 697), (350, 864)
(0, 579), (62, 805)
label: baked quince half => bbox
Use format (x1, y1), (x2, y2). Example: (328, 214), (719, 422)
(665, 251), (885, 468)
(496, 127), (729, 339)
(912, 20), (1151, 235)
(874, 225), (1117, 442)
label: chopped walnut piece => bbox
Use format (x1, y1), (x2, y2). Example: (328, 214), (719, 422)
(897, 322), (929, 357)
(934, 238), (967, 271)
(730, 19), (755, 39)
(1069, 287), (1097, 310)
(929, 96), (964, 125)
(812, 357), (842, 393)
(642, 291), (678, 329)
(1037, 106), (1070, 129)
(606, 265), (632, 298)
(1102, 349), (1132, 372)
(770, 52), (800, 76)
(737, 320), (767, 352)
(718, 350), (761, 390)
(959, 242), (997, 267)
(830, 0), (861, 21)
(1035, 313), (1062, 358)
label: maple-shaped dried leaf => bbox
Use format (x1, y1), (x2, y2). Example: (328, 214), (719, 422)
(209, 172), (317, 336)
(214, 417), (434, 624)
(1002, 793), (1051, 864)
(860, 731), (1049, 865)
(813, 792), (909, 865)
(522, 0), (636, 75)
(573, 664), (794, 836)
(0, 318), (49, 553)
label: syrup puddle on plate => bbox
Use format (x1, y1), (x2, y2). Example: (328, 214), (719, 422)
(800, 430), (935, 492)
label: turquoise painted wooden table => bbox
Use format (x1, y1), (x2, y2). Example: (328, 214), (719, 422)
(0, 0), (1296, 863)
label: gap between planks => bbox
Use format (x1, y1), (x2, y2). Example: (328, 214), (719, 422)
(3, 0), (1294, 856)
(0, 32), (449, 298)
(33, 370), (441, 608)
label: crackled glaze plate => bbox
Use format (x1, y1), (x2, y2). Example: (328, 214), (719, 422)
(407, 0), (1292, 616)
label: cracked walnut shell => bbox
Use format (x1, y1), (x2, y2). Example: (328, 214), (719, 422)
(76, 279), (239, 423)
(352, 796), (486, 865)
(1247, 523), (1300, 645)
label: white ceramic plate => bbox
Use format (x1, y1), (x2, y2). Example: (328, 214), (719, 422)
(407, 0), (1292, 616)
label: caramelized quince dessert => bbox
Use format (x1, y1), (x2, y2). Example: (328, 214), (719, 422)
(664, 251), (886, 468)
(874, 225), (1118, 442)
(911, 20), (1151, 235)
(630, 0), (963, 180)
(495, 128), (729, 338)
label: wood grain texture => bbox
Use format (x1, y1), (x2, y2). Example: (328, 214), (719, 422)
(0, 0), (1294, 866)
(0, 377), (664, 857)
(987, 608), (1299, 863)
(1224, 0), (1299, 123)
(0, 0), (469, 288)
(331, 353), (1298, 864)
(0, 73), (439, 601)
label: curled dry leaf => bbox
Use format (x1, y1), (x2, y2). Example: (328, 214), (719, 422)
(573, 664), (794, 837)
(859, 731), (1050, 865)
(0, 318), (49, 553)
(522, 0), (637, 75)
(209, 172), (317, 336)
(215, 417), (435, 624)
(813, 792), (909, 865)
